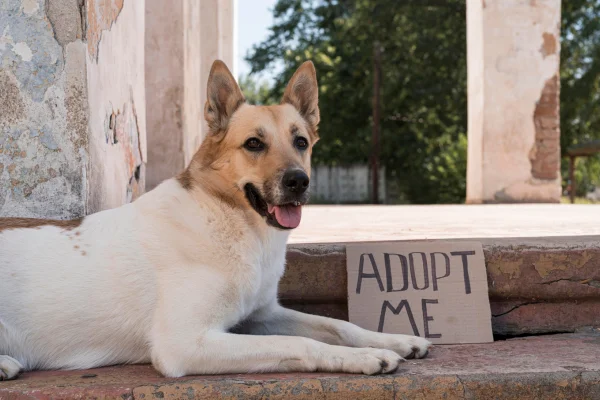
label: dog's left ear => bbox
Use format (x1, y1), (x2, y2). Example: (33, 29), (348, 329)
(205, 60), (245, 134)
(281, 61), (320, 133)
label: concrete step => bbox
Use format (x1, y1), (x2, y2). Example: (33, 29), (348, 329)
(282, 205), (600, 336)
(2, 332), (599, 399)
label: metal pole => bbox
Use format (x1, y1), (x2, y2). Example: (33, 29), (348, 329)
(569, 155), (576, 204)
(371, 42), (382, 204)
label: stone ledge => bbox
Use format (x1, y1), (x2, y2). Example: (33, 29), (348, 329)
(1, 333), (599, 399)
(281, 236), (600, 335)
(281, 204), (600, 336)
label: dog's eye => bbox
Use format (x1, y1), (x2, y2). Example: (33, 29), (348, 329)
(294, 136), (308, 150)
(244, 138), (265, 152)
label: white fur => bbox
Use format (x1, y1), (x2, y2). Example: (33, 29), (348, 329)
(0, 179), (430, 379)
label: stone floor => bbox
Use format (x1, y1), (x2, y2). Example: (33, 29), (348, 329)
(2, 333), (599, 399)
(3, 204), (600, 399)
(290, 204), (600, 244)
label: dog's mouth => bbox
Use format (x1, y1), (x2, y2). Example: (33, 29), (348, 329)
(244, 183), (304, 230)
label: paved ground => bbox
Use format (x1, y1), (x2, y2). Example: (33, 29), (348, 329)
(290, 204), (600, 244)
(2, 333), (599, 399)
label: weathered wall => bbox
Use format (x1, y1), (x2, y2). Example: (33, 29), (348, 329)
(86, 0), (146, 212)
(466, 0), (562, 203)
(0, 0), (88, 219)
(144, 0), (234, 190)
(0, 0), (145, 218)
(145, 0), (184, 190)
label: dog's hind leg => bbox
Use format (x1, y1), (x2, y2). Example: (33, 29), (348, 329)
(0, 355), (23, 380)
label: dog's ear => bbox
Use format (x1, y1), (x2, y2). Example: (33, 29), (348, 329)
(281, 61), (320, 133)
(205, 60), (245, 134)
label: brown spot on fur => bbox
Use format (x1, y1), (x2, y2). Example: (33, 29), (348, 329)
(0, 218), (83, 234)
(74, 245), (79, 249)
(75, 231), (81, 236)
(81, 251), (87, 256)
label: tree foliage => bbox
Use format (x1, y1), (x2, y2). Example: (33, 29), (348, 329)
(243, 0), (600, 203)
(560, 0), (600, 194)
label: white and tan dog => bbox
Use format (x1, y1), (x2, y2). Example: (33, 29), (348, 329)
(0, 61), (430, 380)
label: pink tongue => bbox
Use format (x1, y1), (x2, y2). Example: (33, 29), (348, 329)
(270, 204), (302, 228)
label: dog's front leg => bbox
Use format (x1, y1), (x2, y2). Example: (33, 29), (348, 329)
(150, 270), (403, 377)
(235, 303), (431, 360)
(152, 329), (406, 377)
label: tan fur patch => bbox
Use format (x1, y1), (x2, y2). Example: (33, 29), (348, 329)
(0, 218), (83, 233)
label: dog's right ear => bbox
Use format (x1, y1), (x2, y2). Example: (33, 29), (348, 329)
(204, 60), (245, 134)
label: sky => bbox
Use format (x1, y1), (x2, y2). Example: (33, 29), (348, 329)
(236, 0), (278, 82)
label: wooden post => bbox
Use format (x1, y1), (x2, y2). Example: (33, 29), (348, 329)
(371, 41), (382, 204)
(569, 155), (576, 204)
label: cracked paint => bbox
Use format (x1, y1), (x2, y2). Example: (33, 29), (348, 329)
(531, 74), (560, 180)
(85, 0), (146, 212)
(1, 0), (145, 217)
(0, 0), (88, 219)
(468, 0), (561, 203)
(533, 252), (592, 278)
(86, 0), (124, 61)
(540, 32), (557, 57)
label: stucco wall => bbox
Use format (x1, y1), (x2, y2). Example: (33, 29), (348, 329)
(0, 0), (145, 218)
(0, 0), (88, 219)
(467, 0), (562, 203)
(145, 0), (234, 190)
(86, 0), (146, 213)
(145, 0), (184, 190)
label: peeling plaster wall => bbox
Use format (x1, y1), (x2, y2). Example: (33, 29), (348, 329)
(466, 0), (562, 204)
(85, 0), (146, 213)
(0, 0), (146, 219)
(0, 0), (88, 219)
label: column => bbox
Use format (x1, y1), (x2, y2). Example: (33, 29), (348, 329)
(145, 0), (235, 190)
(466, 0), (562, 203)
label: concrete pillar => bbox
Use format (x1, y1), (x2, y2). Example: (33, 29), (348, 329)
(0, 0), (145, 219)
(466, 0), (561, 203)
(145, 0), (234, 190)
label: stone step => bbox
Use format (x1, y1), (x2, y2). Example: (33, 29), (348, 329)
(281, 205), (600, 336)
(2, 332), (599, 399)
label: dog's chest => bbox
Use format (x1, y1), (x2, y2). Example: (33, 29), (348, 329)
(234, 233), (288, 319)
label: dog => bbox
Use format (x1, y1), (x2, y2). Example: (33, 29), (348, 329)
(0, 60), (430, 380)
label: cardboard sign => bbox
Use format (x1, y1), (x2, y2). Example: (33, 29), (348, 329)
(346, 241), (493, 344)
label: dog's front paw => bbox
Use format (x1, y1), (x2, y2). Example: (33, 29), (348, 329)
(0, 355), (23, 381)
(338, 348), (404, 375)
(382, 335), (431, 359)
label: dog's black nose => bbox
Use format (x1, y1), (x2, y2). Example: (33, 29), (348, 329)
(283, 169), (310, 194)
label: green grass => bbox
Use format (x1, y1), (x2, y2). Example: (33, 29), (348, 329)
(561, 196), (600, 204)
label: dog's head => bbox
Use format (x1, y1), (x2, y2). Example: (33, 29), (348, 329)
(183, 60), (319, 230)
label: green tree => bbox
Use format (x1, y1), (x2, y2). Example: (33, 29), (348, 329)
(238, 74), (275, 105)
(245, 0), (600, 203)
(246, 0), (467, 204)
(560, 0), (600, 195)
